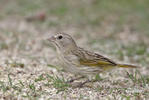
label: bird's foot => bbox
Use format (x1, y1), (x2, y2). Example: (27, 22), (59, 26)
(70, 79), (97, 88)
(66, 76), (85, 83)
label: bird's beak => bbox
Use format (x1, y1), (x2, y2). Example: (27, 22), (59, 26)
(47, 35), (56, 42)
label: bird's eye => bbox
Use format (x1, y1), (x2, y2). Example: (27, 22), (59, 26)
(58, 35), (63, 40)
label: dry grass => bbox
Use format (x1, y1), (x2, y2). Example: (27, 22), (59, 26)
(0, 0), (149, 99)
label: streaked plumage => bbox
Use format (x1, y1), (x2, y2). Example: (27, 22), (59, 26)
(48, 33), (138, 76)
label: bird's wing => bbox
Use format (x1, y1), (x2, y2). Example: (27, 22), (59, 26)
(73, 48), (117, 69)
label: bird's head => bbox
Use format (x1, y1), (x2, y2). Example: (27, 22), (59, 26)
(48, 33), (77, 52)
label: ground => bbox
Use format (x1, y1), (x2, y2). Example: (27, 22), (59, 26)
(0, 0), (149, 99)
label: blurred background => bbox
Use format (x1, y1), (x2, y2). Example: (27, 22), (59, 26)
(0, 0), (149, 99)
(1, 0), (149, 32)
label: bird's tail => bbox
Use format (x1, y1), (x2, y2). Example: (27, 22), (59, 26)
(117, 64), (138, 68)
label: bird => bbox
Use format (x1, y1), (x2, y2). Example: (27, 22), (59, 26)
(47, 32), (138, 87)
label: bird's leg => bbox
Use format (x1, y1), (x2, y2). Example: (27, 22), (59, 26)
(67, 76), (85, 83)
(76, 79), (98, 88)
(77, 79), (91, 87)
